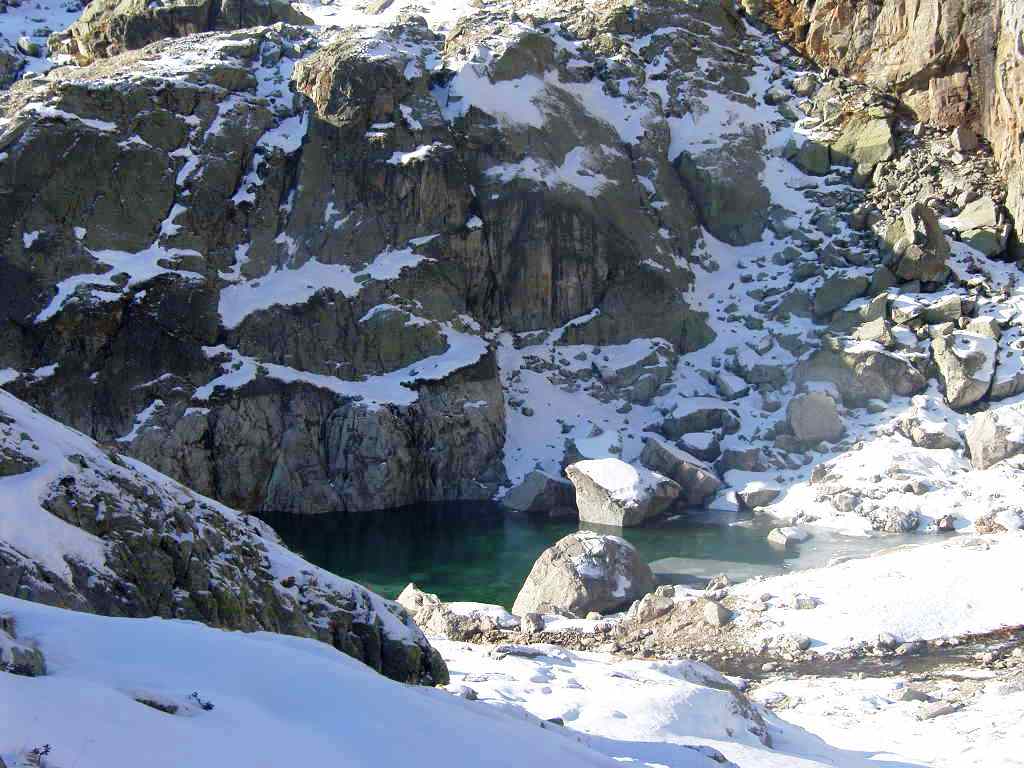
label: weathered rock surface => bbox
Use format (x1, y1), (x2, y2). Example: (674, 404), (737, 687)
(932, 332), (997, 410)
(788, 391), (844, 443)
(0, 614), (46, 676)
(639, 436), (722, 507)
(890, 203), (951, 283)
(1, 6), (735, 515)
(829, 114), (894, 174)
(565, 458), (681, 527)
(50, 0), (313, 63)
(966, 403), (1024, 469)
(0, 390), (447, 685)
(755, 0), (1024, 256)
(897, 395), (963, 450)
(796, 337), (927, 404)
(512, 531), (655, 617)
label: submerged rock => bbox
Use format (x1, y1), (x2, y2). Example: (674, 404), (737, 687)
(767, 526), (810, 548)
(565, 458), (681, 527)
(511, 531), (656, 617)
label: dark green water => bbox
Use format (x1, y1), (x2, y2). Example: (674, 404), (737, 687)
(260, 503), (800, 609)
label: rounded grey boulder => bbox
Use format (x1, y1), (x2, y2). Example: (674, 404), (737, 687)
(511, 531), (656, 618)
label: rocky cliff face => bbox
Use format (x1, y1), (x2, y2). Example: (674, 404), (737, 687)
(1, 0), (1023, 538)
(750, 0), (1024, 256)
(0, 0), (753, 514)
(0, 389), (448, 683)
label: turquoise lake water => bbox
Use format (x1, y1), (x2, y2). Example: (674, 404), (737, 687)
(261, 503), (815, 608)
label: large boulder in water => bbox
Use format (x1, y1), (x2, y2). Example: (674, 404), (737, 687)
(511, 531), (656, 617)
(565, 458), (681, 527)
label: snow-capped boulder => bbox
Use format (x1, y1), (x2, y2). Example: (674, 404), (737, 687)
(787, 391), (845, 443)
(896, 395), (963, 450)
(511, 531), (655, 617)
(736, 481), (781, 509)
(639, 437), (722, 507)
(931, 331), (997, 410)
(565, 458), (681, 527)
(966, 403), (1024, 469)
(0, 391), (447, 684)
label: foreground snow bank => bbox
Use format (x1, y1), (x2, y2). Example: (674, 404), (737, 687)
(0, 596), (618, 768)
(732, 533), (1024, 651)
(753, 671), (1024, 768)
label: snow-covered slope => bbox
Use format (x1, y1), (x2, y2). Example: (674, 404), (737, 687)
(0, 594), (739, 768)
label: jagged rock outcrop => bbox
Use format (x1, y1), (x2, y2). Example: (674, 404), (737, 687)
(0, 390), (447, 684)
(511, 531), (656, 617)
(49, 0), (313, 62)
(753, 0), (1024, 256)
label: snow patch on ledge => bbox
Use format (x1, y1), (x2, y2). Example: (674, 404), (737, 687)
(218, 246), (432, 329)
(195, 322), (487, 406)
